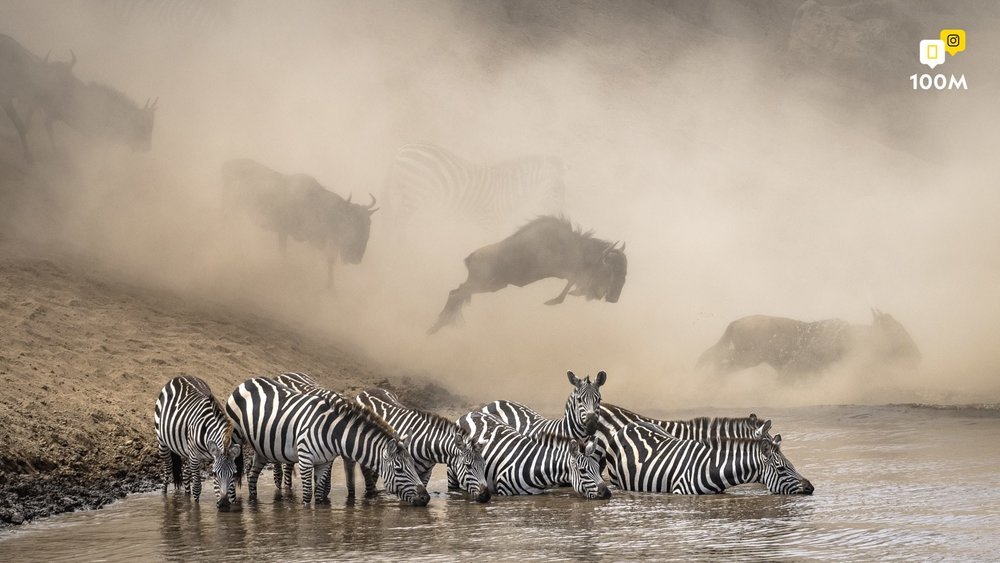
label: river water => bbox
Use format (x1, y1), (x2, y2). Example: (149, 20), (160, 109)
(2, 404), (999, 561)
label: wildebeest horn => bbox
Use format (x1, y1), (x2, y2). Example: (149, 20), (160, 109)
(151, 97), (158, 110)
(368, 193), (377, 209)
(144, 98), (150, 109)
(69, 49), (76, 69)
(346, 193), (352, 204)
(43, 50), (50, 63)
(620, 242), (626, 252)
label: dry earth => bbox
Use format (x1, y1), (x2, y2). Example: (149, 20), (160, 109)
(0, 239), (463, 526)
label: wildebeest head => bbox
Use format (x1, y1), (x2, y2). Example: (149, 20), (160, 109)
(127, 97), (157, 152)
(333, 192), (378, 264)
(870, 308), (921, 364)
(593, 241), (627, 303)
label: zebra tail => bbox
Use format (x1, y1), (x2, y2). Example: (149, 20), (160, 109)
(170, 451), (184, 489)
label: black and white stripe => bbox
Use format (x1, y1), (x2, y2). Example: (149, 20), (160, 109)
(357, 388), (491, 503)
(606, 420), (814, 495)
(596, 403), (764, 461)
(455, 412), (611, 499)
(154, 376), (243, 509)
(225, 377), (430, 506)
(480, 371), (606, 440)
(385, 143), (565, 229)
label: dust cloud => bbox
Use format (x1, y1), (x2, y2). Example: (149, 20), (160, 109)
(1, 1), (998, 412)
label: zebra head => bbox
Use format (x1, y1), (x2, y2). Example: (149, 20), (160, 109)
(380, 434), (431, 507)
(567, 370), (607, 435)
(207, 427), (243, 510)
(567, 439), (612, 500)
(452, 433), (491, 503)
(756, 421), (814, 495)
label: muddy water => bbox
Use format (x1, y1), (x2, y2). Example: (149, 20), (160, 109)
(2, 404), (999, 562)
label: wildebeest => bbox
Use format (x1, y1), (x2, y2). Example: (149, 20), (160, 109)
(57, 81), (157, 152)
(696, 309), (921, 376)
(0, 34), (81, 162)
(222, 158), (378, 289)
(428, 215), (627, 334)
(1, 34), (156, 161)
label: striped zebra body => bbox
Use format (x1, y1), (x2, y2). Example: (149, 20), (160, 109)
(386, 143), (565, 229)
(153, 376), (242, 509)
(225, 377), (430, 506)
(357, 388), (491, 502)
(476, 371), (605, 491)
(607, 421), (814, 495)
(596, 403), (764, 460)
(269, 372), (350, 494)
(480, 370), (606, 441)
(455, 412), (610, 499)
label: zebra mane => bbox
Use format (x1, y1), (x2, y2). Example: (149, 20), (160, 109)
(336, 398), (400, 440)
(517, 214), (595, 239)
(86, 81), (141, 110)
(534, 430), (584, 448)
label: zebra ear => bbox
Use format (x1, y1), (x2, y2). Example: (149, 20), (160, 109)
(748, 413), (758, 425)
(584, 440), (596, 456)
(567, 371), (580, 386)
(208, 442), (222, 456)
(773, 434), (782, 447)
(398, 433), (410, 448)
(595, 371), (607, 387)
(228, 444), (241, 459)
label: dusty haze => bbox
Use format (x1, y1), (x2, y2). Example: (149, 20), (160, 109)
(2, 0), (998, 412)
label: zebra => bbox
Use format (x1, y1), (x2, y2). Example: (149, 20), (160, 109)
(454, 411), (611, 499)
(269, 372), (349, 493)
(479, 370), (606, 441)
(595, 403), (766, 461)
(153, 376), (243, 509)
(606, 420), (814, 495)
(385, 143), (565, 230)
(225, 377), (430, 506)
(356, 387), (491, 503)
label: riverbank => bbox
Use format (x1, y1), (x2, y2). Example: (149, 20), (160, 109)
(0, 240), (462, 526)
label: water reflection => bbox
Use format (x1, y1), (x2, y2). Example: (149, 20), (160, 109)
(3, 405), (1000, 562)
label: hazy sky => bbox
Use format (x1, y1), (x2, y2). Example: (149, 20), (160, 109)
(2, 0), (997, 409)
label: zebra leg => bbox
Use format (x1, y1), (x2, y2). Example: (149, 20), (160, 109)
(419, 468), (433, 487)
(298, 459), (314, 504)
(446, 465), (460, 491)
(3, 100), (32, 164)
(159, 444), (174, 493)
(284, 463), (294, 489)
(343, 458), (357, 498)
(545, 280), (575, 305)
(188, 457), (202, 502)
(247, 454), (267, 501)
(313, 462), (332, 504)
(272, 462), (283, 490)
(361, 465), (378, 498)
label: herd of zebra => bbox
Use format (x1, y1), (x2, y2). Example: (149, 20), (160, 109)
(154, 370), (813, 511)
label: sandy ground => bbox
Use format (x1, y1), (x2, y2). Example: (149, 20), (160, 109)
(0, 238), (462, 526)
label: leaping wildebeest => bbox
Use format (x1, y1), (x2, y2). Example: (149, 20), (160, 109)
(222, 158), (378, 289)
(0, 34), (81, 163)
(428, 215), (627, 334)
(696, 309), (921, 376)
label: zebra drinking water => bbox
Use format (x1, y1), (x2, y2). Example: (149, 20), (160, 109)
(606, 420), (814, 495)
(479, 370), (606, 440)
(356, 387), (491, 503)
(225, 377), (430, 506)
(455, 412), (610, 499)
(153, 376), (243, 510)
(595, 404), (766, 461)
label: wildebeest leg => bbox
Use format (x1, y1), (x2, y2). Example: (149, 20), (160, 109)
(428, 277), (505, 334)
(326, 255), (335, 291)
(545, 280), (575, 305)
(3, 100), (32, 164)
